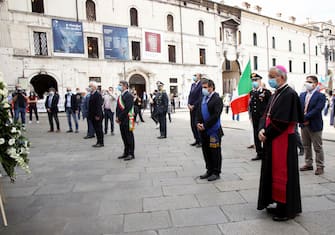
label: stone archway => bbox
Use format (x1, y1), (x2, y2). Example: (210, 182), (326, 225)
(129, 74), (146, 98)
(30, 74), (58, 98)
(222, 59), (241, 95)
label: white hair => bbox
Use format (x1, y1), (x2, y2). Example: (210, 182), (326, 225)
(89, 81), (98, 88)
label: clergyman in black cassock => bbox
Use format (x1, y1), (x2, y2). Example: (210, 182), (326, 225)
(257, 66), (303, 221)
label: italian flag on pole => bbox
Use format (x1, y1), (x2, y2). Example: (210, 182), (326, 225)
(231, 60), (252, 115)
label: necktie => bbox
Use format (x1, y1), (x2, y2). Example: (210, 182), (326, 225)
(304, 93), (311, 114)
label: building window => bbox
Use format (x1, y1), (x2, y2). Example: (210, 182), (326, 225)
(130, 8), (138, 26)
(272, 58), (276, 66)
(289, 60), (292, 72)
(316, 63), (318, 74)
(167, 14), (174, 32)
(219, 27), (222, 41)
(168, 45), (176, 63)
(87, 37), (99, 58)
(303, 62), (306, 74)
(169, 78), (178, 83)
(253, 33), (257, 46)
(198, 20), (204, 36)
(272, 37), (275, 49)
(33, 32), (48, 56)
(253, 56), (258, 70)
(199, 48), (206, 64)
(32, 0), (44, 13)
(225, 60), (231, 70)
(303, 43), (306, 54)
(315, 46), (318, 56)
(289, 40), (292, 52)
(89, 77), (101, 83)
(86, 0), (96, 21)
(238, 31), (241, 45)
(131, 41), (141, 60)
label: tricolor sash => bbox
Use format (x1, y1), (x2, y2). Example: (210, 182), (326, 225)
(118, 95), (135, 131)
(201, 96), (221, 148)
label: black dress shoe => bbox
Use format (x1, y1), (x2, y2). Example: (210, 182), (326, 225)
(118, 155), (127, 159)
(66, 130), (73, 133)
(157, 136), (167, 139)
(124, 155), (135, 161)
(207, 174), (220, 181)
(251, 156), (262, 161)
(92, 143), (104, 147)
(84, 135), (94, 139)
(190, 142), (198, 146)
(272, 215), (291, 222)
(199, 172), (211, 179)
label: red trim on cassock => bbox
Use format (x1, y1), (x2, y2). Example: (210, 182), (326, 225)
(266, 118), (295, 204)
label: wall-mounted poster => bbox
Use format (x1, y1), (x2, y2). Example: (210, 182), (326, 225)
(142, 30), (164, 61)
(52, 19), (84, 54)
(103, 25), (129, 60)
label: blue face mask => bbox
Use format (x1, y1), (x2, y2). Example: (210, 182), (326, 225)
(268, 79), (278, 89)
(252, 81), (259, 89)
(117, 85), (122, 92)
(202, 88), (209, 96)
(192, 76), (197, 82)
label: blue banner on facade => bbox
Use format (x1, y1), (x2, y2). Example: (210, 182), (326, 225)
(52, 19), (84, 54)
(103, 25), (129, 60)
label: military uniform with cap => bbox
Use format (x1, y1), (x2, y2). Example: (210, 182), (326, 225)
(249, 73), (271, 160)
(155, 81), (169, 138)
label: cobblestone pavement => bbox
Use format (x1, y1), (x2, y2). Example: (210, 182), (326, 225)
(1, 110), (335, 235)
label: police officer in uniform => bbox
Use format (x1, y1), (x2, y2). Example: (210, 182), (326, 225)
(155, 81), (169, 139)
(249, 73), (271, 160)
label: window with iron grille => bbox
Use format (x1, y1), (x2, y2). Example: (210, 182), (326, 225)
(272, 58), (276, 66)
(87, 37), (99, 58)
(33, 32), (48, 56)
(32, 0), (44, 13)
(130, 8), (138, 26)
(253, 33), (257, 46)
(86, 0), (96, 21)
(289, 60), (292, 72)
(199, 48), (206, 64)
(253, 56), (258, 70)
(303, 62), (306, 74)
(132, 41), (141, 60)
(168, 45), (176, 63)
(167, 15), (174, 32)
(289, 40), (292, 52)
(198, 20), (204, 36)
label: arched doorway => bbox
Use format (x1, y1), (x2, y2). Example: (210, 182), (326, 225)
(222, 59), (240, 95)
(129, 74), (146, 98)
(30, 74), (58, 98)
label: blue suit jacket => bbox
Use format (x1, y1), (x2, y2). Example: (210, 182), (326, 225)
(300, 91), (326, 132)
(188, 81), (202, 109)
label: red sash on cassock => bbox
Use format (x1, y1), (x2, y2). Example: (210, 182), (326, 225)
(266, 117), (295, 204)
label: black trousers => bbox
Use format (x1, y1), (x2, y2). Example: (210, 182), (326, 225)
(201, 133), (222, 175)
(104, 109), (114, 133)
(92, 118), (104, 144)
(120, 122), (135, 156)
(151, 108), (158, 124)
(252, 117), (264, 158)
(47, 111), (60, 131)
(158, 112), (167, 137)
(29, 105), (39, 121)
(190, 109), (201, 143)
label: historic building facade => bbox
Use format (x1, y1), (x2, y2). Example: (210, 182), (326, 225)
(0, 0), (332, 106)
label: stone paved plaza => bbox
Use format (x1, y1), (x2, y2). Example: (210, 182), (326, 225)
(1, 110), (335, 235)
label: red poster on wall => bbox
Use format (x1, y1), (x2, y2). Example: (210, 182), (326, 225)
(145, 32), (161, 53)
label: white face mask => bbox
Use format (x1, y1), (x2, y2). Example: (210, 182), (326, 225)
(304, 82), (314, 91)
(49, 92), (54, 95)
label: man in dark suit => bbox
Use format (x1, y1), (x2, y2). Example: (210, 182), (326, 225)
(299, 75), (326, 175)
(197, 79), (224, 181)
(188, 73), (202, 147)
(156, 81), (169, 139)
(45, 87), (60, 132)
(88, 81), (104, 147)
(116, 80), (135, 161)
(249, 73), (271, 160)
(64, 87), (79, 133)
